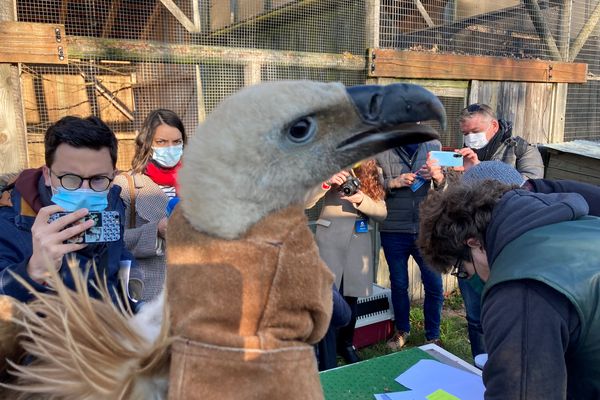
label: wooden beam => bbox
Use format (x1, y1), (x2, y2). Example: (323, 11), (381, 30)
(369, 49), (587, 83)
(0, 22), (67, 64)
(522, 0), (562, 61)
(67, 36), (366, 70)
(413, 0), (434, 27)
(159, 0), (200, 33)
(568, 0), (600, 62)
(0, 0), (28, 173)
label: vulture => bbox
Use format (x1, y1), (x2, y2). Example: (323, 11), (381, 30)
(0, 80), (445, 399)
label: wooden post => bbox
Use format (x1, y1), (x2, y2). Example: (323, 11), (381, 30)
(0, 0), (28, 174)
(568, 0), (600, 62)
(522, 0), (563, 61)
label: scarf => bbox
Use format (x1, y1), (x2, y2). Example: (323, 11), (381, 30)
(145, 160), (181, 191)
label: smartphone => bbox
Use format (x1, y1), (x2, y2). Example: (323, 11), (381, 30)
(48, 211), (121, 244)
(429, 151), (463, 167)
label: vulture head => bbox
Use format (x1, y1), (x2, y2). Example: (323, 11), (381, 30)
(179, 80), (445, 239)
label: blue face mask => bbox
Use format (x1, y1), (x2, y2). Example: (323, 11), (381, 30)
(51, 186), (109, 212)
(152, 144), (183, 168)
(466, 273), (486, 297)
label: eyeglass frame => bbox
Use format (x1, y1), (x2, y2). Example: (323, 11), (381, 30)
(50, 170), (114, 192)
(450, 256), (469, 280)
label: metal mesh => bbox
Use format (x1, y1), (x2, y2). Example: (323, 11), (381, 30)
(14, 0), (600, 172)
(379, 0), (600, 141)
(16, 0), (368, 170)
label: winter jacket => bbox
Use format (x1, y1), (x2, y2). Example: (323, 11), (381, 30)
(376, 140), (440, 233)
(475, 119), (544, 179)
(480, 189), (600, 399)
(526, 178), (600, 216)
(0, 168), (136, 304)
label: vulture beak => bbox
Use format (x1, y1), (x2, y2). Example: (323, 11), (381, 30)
(338, 83), (446, 152)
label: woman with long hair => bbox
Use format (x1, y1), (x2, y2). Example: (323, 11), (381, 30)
(114, 109), (187, 301)
(306, 159), (387, 369)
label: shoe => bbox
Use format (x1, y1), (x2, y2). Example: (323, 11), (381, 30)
(387, 331), (409, 351)
(425, 338), (443, 347)
(339, 345), (361, 364)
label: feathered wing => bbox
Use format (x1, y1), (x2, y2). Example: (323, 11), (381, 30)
(2, 259), (171, 400)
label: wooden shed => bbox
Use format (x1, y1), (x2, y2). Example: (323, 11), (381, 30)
(541, 140), (600, 185)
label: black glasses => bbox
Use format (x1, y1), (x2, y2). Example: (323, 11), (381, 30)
(51, 170), (113, 192)
(450, 257), (469, 279)
(466, 104), (483, 113)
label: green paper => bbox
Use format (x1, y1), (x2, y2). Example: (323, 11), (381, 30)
(426, 389), (460, 400)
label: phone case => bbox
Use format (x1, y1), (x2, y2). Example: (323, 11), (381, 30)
(48, 211), (121, 244)
(429, 151), (464, 167)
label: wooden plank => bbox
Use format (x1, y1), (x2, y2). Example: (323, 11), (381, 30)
(0, 0), (28, 174)
(414, 0), (434, 27)
(160, 0), (200, 33)
(94, 74), (134, 123)
(68, 36), (366, 70)
(369, 49), (588, 83)
(210, 1), (233, 31)
(0, 22), (67, 64)
(21, 72), (40, 125)
(236, 0), (265, 23)
(523, 82), (553, 144)
(42, 74), (90, 122)
(549, 82), (567, 143)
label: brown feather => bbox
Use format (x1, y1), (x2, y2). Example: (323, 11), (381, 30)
(2, 259), (171, 400)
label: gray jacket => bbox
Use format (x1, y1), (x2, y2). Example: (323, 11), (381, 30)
(476, 120), (544, 179)
(376, 140), (441, 233)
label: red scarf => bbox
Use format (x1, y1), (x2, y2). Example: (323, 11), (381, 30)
(145, 161), (181, 192)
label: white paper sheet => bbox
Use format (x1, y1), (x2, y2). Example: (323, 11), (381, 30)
(394, 359), (485, 400)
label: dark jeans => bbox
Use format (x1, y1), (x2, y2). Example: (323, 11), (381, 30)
(380, 232), (444, 340)
(458, 277), (486, 358)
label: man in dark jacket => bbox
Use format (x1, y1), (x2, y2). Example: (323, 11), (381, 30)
(418, 181), (600, 399)
(0, 116), (137, 304)
(375, 141), (445, 349)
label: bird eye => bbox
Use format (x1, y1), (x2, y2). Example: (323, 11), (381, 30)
(288, 117), (316, 143)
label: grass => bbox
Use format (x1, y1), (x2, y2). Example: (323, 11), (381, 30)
(340, 289), (472, 366)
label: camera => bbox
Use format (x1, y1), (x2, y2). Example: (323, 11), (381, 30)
(48, 211), (121, 244)
(338, 176), (361, 196)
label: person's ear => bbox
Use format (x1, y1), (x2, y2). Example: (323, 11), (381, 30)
(466, 237), (482, 249)
(489, 119), (499, 134)
(42, 166), (52, 187)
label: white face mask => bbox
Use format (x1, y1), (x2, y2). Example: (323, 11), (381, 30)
(463, 132), (489, 149)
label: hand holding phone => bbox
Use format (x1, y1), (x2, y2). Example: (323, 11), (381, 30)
(48, 211), (121, 244)
(429, 151), (464, 167)
(28, 206), (92, 283)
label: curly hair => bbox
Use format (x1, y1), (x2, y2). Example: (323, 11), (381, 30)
(417, 180), (515, 274)
(354, 159), (385, 201)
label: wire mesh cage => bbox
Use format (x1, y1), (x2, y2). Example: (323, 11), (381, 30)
(12, 0), (600, 172)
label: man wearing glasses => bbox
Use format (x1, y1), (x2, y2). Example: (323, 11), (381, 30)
(0, 116), (137, 305)
(418, 181), (600, 400)
(457, 103), (544, 179)
(454, 103), (545, 360)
